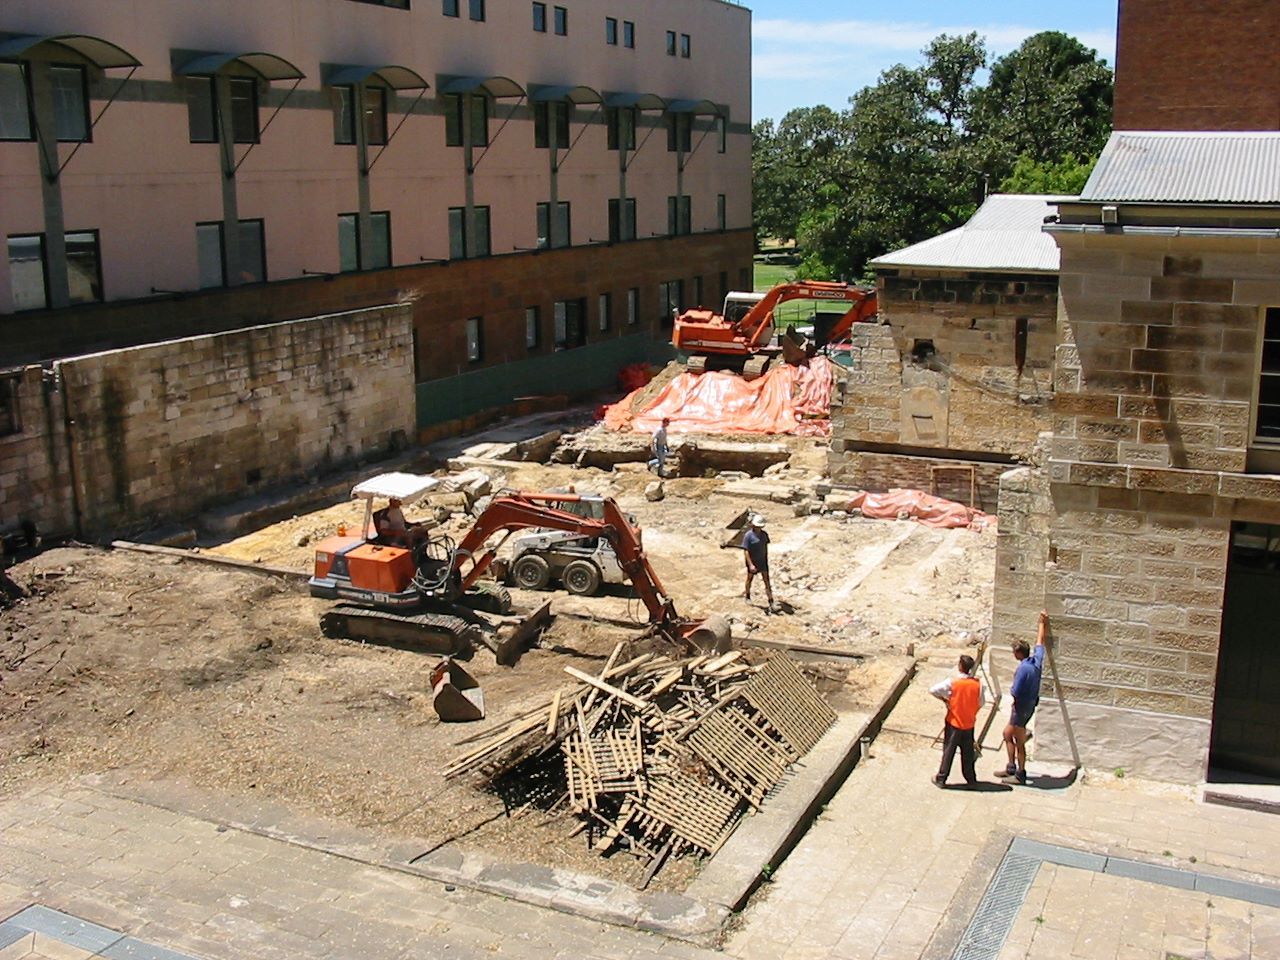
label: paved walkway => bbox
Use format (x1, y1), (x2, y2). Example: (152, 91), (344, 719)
(4, 664), (1280, 960)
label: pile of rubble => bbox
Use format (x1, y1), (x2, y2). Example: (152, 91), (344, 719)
(445, 646), (836, 881)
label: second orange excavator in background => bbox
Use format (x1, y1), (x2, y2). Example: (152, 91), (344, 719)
(671, 280), (878, 379)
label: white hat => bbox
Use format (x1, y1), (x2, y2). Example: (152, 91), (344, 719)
(750, 513), (766, 527)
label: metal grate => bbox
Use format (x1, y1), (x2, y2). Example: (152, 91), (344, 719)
(951, 850), (1042, 960)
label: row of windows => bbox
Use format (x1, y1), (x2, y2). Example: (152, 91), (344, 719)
(666, 31), (693, 58)
(1, 65), (730, 158)
(5, 195), (729, 309)
(466, 289), (645, 363)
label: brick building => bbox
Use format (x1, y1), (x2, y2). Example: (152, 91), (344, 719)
(1114, 0), (1280, 131)
(998, 132), (1280, 783)
(828, 194), (1062, 511)
(0, 0), (751, 538)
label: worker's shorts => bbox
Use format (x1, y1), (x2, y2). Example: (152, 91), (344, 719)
(1010, 703), (1036, 729)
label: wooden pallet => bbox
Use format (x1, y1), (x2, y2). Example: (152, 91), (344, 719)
(631, 773), (740, 855)
(684, 701), (792, 807)
(741, 655), (837, 754)
(564, 716), (645, 811)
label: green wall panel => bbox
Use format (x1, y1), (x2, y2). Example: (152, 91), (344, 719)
(416, 333), (674, 428)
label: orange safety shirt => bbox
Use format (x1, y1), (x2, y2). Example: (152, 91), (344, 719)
(946, 676), (982, 730)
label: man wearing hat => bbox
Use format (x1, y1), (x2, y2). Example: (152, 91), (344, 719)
(742, 513), (776, 611)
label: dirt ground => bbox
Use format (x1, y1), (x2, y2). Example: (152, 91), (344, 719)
(0, 435), (995, 891)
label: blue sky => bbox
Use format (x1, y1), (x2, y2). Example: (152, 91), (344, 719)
(748, 0), (1119, 124)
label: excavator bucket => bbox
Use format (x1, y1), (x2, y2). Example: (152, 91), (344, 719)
(780, 325), (812, 366)
(685, 615), (733, 655)
(430, 658), (485, 722)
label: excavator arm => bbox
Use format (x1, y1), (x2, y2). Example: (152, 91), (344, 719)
(450, 493), (680, 629)
(736, 281), (877, 350)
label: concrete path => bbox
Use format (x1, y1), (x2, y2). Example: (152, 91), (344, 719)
(5, 664), (1280, 960)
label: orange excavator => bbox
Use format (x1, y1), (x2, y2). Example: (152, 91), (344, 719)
(672, 280), (877, 379)
(309, 482), (728, 656)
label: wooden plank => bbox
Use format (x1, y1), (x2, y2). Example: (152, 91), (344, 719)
(111, 540), (308, 582)
(546, 690), (562, 737)
(563, 666), (651, 711)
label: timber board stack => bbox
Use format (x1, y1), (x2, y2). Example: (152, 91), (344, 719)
(445, 646), (837, 882)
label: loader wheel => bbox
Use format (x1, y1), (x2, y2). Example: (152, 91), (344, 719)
(512, 555), (551, 590)
(562, 560), (602, 597)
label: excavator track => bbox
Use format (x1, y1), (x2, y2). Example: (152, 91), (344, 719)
(320, 604), (480, 656)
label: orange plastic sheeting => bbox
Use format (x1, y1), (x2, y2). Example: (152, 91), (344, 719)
(603, 357), (836, 437)
(850, 488), (994, 531)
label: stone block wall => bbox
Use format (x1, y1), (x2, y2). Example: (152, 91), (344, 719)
(996, 230), (1280, 782)
(54, 304), (415, 537)
(828, 270), (1056, 502)
(0, 365), (72, 538)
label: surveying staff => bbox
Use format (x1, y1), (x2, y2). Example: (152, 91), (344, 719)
(1000, 610), (1049, 785)
(930, 654), (985, 788)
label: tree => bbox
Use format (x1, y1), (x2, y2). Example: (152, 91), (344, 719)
(975, 32), (1112, 185)
(999, 154), (1098, 195)
(752, 106), (849, 246)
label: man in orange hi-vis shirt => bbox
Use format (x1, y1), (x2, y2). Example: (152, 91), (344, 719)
(930, 654), (986, 788)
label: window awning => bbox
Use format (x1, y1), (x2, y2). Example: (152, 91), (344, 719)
(327, 64), (429, 91)
(529, 84), (601, 105)
(0, 33), (140, 69)
(440, 75), (525, 99)
(604, 91), (667, 112)
(667, 99), (721, 116)
(177, 51), (305, 82)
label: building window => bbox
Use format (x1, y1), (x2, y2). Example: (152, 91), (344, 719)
(623, 21), (635, 48)
(658, 280), (683, 326)
(447, 206), (489, 259)
(717, 115), (727, 153)
(532, 1), (546, 31)
(667, 113), (692, 152)
(1255, 307), (1280, 442)
(667, 195), (691, 236)
(0, 375), (19, 437)
(332, 86), (389, 145)
(598, 292), (612, 332)
(469, 0), (485, 21)
(680, 33), (691, 58)
(444, 94), (488, 147)
(666, 30), (677, 56)
(187, 76), (258, 144)
(606, 18), (618, 45)
(338, 212), (391, 272)
(627, 287), (639, 325)
(608, 198), (636, 243)
(466, 316), (483, 362)
(553, 6), (568, 35)
(49, 65), (90, 142)
(554, 298), (586, 349)
(0, 63), (33, 141)
(534, 101), (569, 149)
(717, 193), (726, 231)
(196, 219), (265, 288)
(443, 0), (459, 15)
(525, 306), (540, 349)
(349, 0), (411, 8)
(6, 231), (103, 311)
(536, 201), (571, 249)
(606, 107), (636, 151)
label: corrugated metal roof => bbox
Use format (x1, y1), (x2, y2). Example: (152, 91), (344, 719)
(869, 194), (1065, 273)
(1082, 131), (1280, 204)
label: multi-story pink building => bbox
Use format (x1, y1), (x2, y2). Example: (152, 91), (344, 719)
(0, 0), (752, 429)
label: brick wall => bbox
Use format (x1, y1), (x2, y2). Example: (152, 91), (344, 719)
(0, 365), (72, 538)
(1115, 0), (1280, 131)
(51, 304), (415, 537)
(829, 450), (1008, 514)
(0, 231), (755, 376)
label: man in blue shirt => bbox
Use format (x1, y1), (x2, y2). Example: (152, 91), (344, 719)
(742, 513), (776, 611)
(1000, 610), (1049, 785)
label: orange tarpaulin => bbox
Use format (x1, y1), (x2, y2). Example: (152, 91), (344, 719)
(849, 489), (993, 530)
(603, 357), (836, 437)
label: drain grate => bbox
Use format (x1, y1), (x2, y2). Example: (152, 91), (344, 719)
(951, 850), (1042, 960)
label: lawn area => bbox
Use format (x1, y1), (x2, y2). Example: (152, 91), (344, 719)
(753, 261), (817, 325)
(753, 261), (793, 291)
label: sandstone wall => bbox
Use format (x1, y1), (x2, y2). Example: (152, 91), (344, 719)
(0, 365), (72, 538)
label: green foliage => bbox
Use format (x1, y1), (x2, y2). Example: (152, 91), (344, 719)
(751, 29), (1113, 280)
(1000, 154), (1098, 195)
